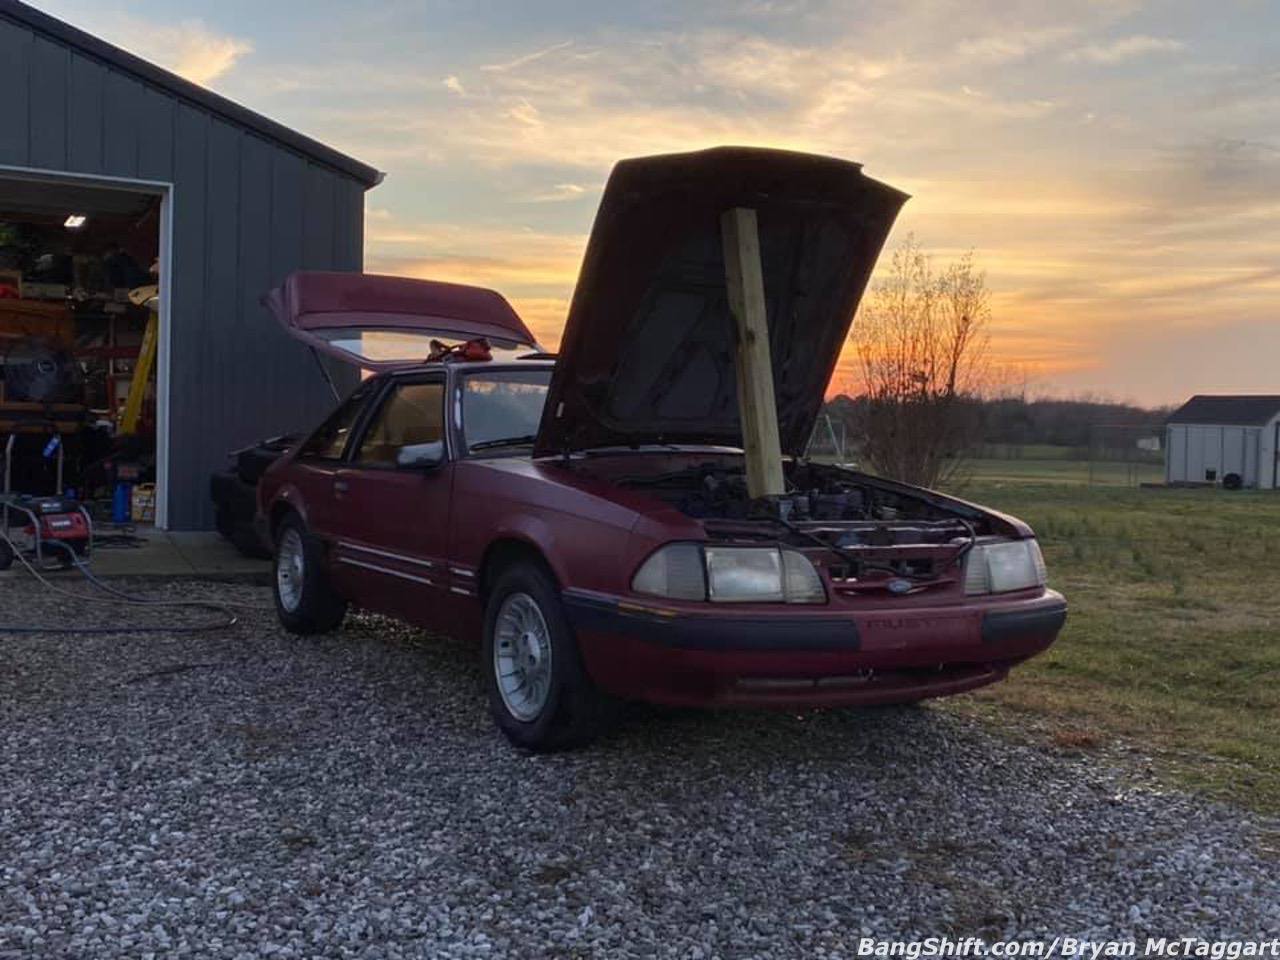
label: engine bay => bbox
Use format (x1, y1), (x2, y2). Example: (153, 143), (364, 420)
(579, 456), (994, 586)
(611, 459), (977, 525)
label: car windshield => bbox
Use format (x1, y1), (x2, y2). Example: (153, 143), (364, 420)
(461, 369), (552, 454)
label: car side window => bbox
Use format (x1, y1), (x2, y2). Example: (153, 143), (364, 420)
(297, 382), (375, 461)
(351, 381), (445, 468)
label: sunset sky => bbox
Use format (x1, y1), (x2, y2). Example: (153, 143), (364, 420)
(31, 0), (1280, 406)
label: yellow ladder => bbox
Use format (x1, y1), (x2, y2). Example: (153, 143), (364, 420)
(120, 310), (158, 436)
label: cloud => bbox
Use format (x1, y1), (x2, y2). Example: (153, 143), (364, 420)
(158, 21), (252, 85)
(481, 40), (574, 73)
(503, 297), (573, 350)
(103, 17), (252, 85)
(379, 17), (1104, 177)
(1064, 35), (1185, 64)
(192, 0), (1276, 403)
(363, 211), (589, 347)
(520, 183), (589, 203)
(28, 8), (252, 86)
(955, 26), (1076, 64)
(366, 216), (587, 292)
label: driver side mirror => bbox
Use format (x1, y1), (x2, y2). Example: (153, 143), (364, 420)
(396, 441), (445, 471)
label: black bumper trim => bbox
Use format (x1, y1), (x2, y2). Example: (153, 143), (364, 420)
(981, 601), (1067, 644)
(563, 591), (860, 652)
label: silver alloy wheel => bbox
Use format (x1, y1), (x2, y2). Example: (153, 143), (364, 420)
(276, 528), (305, 613)
(493, 591), (553, 722)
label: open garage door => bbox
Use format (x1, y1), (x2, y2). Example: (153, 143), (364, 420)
(0, 170), (168, 528)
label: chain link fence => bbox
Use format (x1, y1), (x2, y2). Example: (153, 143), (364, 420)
(1086, 423), (1164, 486)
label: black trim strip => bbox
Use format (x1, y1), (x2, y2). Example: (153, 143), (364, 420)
(563, 591), (860, 652)
(981, 602), (1067, 644)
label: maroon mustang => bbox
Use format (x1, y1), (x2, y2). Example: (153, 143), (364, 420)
(258, 147), (1066, 751)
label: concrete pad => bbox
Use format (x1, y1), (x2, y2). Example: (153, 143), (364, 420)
(1, 526), (269, 581)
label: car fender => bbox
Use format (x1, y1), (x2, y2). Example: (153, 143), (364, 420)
(482, 514), (575, 588)
(264, 484), (311, 540)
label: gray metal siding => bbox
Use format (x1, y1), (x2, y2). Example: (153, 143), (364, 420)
(102, 69), (144, 177)
(67, 52), (105, 173)
(0, 22), (33, 165)
(29, 35), (68, 169)
(0, 15), (367, 529)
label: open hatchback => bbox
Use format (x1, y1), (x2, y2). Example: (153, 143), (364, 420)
(263, 271), (541, 371)
(255, 146), (1067, 752)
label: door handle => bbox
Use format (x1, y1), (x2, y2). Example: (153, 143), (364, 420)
(333, 479), (350, 495)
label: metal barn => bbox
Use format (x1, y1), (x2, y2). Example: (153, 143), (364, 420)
(1165, 396), (1280, 489)
(0, 0), (379, 529)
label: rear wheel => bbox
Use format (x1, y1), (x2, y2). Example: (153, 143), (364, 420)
(273, 513), (347, 634)
(482, 561), (612, 751)
(215, 505), (236, 539)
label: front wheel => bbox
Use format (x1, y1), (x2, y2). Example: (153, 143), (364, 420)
(482, 561), (613, 751)
(273, 513), (347, 634)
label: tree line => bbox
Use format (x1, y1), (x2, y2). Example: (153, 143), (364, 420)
(830, 235), (1171, 486)
(822, 393), (1170, 452)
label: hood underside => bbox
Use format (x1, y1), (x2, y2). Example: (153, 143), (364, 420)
(534, 146), (907, 457)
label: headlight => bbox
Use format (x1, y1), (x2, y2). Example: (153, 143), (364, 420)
(964, 539), (1047, 595)
(632, 544), (826, 604)
(707, 547), (783, 601)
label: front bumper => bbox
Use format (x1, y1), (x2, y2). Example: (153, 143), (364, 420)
(563, 588), (1066, 707)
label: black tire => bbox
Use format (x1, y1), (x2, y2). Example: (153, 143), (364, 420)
(0, 536), (12, 571)
(214, 505), (236, 539)
(229, 523), (272, 560)
(482, 560), (613, 751)
(272, 513), (347, 634)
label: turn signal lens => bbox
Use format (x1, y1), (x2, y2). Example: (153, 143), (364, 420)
(782, 549), (826, 603)
(965, 540), (1046, 595)
(631, 543), (707, 600)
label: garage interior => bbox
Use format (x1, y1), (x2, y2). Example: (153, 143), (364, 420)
(0, 175), (162, 526)
(2, 0), (379, 533)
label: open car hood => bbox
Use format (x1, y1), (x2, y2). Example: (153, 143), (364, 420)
(263, 271), (539, 371)
(534, 147), (906, 457)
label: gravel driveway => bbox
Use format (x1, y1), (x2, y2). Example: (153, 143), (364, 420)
(1, 577), (1277, 958)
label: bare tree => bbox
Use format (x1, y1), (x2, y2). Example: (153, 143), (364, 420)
(850, 236), (991, 488)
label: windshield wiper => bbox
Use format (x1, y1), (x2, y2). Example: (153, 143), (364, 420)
(469, 434), (537, 452)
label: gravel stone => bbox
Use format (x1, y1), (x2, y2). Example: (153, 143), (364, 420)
(1, 577), (1277, 958)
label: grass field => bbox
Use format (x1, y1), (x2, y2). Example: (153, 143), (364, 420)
(942, 475), (1280, 814)
(961, 456), (1164, 487)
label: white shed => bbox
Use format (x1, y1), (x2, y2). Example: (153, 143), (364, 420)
(1165, 396), (1280, 489)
